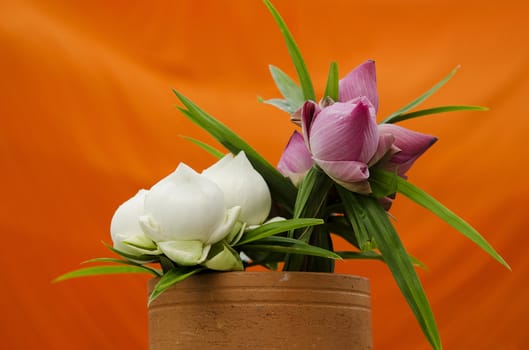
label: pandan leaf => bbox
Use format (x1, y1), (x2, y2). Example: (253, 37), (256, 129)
(337, 185), (372, 251)
(148, 267), (205, 305)
(383, 105), (488, 124)
(179, 135), (224, 159)
(174, 91), (297, 213)
(237, 218), (324, 245)
(263, 0), (315, 101)
(353, 193), (442, 350)
(382, 66), (460, 124)
(372, 169), (510, 270)
(53, 265), (158, 282)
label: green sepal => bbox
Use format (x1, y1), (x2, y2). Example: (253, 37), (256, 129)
(268, 64), (304, 111)
(323, 61), (339, 101)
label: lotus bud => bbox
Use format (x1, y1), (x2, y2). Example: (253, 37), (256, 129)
(203, 151), (271, 225)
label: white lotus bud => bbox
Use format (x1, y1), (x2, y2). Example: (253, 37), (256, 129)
(202, 151), (272, 225)
(110, 189), (158, 256)
(139, 163), (240, 266)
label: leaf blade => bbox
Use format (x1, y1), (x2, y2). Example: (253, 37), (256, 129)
(263, 0), (315, 101)
(384, 105), (488, 124)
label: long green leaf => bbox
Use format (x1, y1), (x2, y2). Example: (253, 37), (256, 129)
(148, 267), (205, 305)
(82, 258), (162, 276)
(263, 0), (315, 101)
(323, 62), (339, 101)
(53, 265), (155, 282)
(242, 242), (341, 260)
(353, 193), (441, 350)
(382, 66), (460, 124)
(237, 218), (324, 245)
(337, 185), (372, 251)
(373, 170), (510, 269)
(179, 135), (224, 159)
(383, 105), (488, 124)
(337, 251), (384, 260)
(174, 91), (297, 212)
(269, 65), (304, 110)
(283, 167), (334, 271)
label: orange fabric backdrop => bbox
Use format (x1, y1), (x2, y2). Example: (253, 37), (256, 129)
(2, 0), (528, 349)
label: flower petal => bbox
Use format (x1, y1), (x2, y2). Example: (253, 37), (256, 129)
(203, 151), (271, 225)
(277, 131), (314, 187)
(158, 240), (210, 266)
(309, 99), (378, 163)
(368, 132), (396, 166)
(300, 100), (321, 148)
(315, 158), (372, 194)
(339, 60), (379, 112)
(377, 124), (437, 176)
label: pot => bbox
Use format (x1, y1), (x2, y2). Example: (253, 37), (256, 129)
(148, 271), (372, 349)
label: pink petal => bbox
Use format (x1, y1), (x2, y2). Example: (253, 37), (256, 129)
(339, 60), (379, 113)
(300, 100), (320, 148)
(309, 99), (378, 164)
(368, 132), (396, 166)
(315, 159), (372, 194)
(377, 124), (437, 176)
(277, 131), (314, 186)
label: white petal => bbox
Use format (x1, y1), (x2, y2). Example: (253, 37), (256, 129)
(203, 151), (272, 225)
(144, 163), (226, 243)
(202, 241), (244, 271)
(158, 240), (210, 266)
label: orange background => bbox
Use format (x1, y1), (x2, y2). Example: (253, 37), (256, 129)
(2, 0), (528, 349)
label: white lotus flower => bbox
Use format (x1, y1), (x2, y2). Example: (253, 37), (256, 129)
(110, 189), (159, 256)
(202, 151), (272, 225)
(139, 163), (241, 266)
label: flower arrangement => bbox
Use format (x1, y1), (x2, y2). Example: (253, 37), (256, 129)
(56, 1), (509, 349)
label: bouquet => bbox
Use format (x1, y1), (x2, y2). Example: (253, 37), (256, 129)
(56, 1), (509, 349)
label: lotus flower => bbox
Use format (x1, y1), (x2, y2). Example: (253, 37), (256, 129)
(278, 60), (437, 193)
(203, 151), (271, 225)
(110, 189), (159, 256)
(139, 163), (241, 266)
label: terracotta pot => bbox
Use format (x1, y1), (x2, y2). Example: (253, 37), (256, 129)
(148, 271), (372, 349)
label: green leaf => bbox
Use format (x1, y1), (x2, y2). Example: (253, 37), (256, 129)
(373, 169), (510, 270)
(337, 185), (372, 251)
(353, 193), (442, 350)
(179, 135), (224, 159)
(242, 239), (341, 260)
(82, 258), (162, 276)
(337, 251), (384, 260)
(148, 267), (205, 305)
(53, 265), (156, 283)
(260, 97), (295, 114)
(237, 218), (324, 245)
(283, 167), (334, 271)
(174, 91), (297, 212)
(263, 0), (315, 101)
(323, 62), (339, 101)
(382, 66), (460, 124)
(269, 65), (304, 110)
(383, 105), (488, 124)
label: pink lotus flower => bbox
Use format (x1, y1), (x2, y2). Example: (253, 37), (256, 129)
(278, 60), (437, 193)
